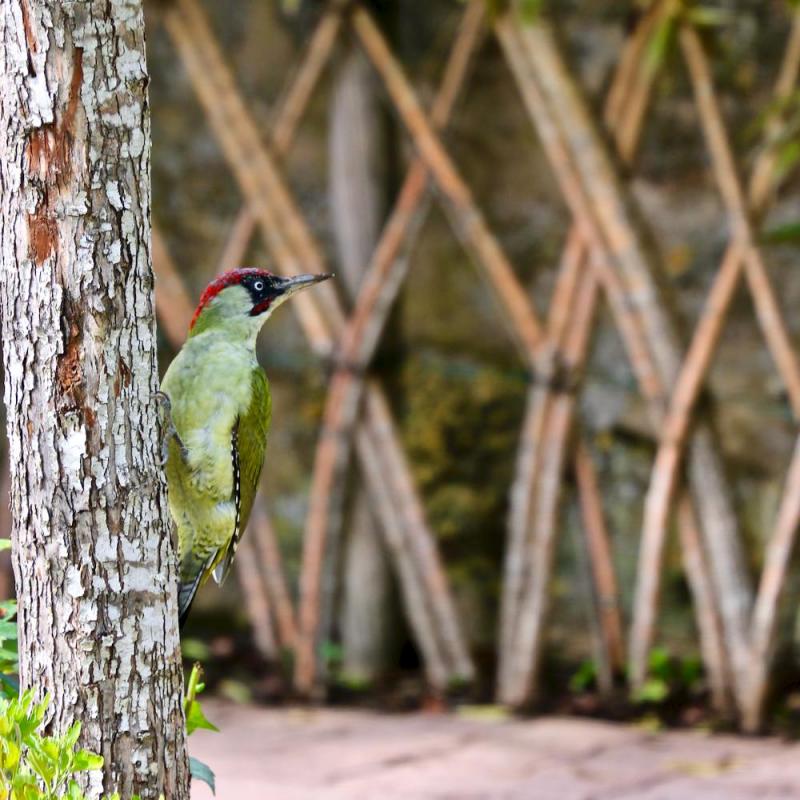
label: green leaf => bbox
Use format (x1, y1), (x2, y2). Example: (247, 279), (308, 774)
(645, 14), (676, 73)
(41, 737), (61, 761)
(0, 673), (19, 696)
(72, 749), (104, 771)
(62, 721), (82, 749)
(183, 663), (204, 713)
(319, 640), (342, 667)
(181, 638), (210, 662)
(68, 779), (85, 800)
(775, 139), (800, 180)
(0, 620), (19, 640)
(686, 6), (733, 27)
(190, 756), (216, 795)
(0, 540), (11, 552)
(1, 738), (20, 771)
(11, 772), (40, 800)
(185, 699), (219, 736)
(0, 645), (20, 663)
(680, 655), (703, 690)
(647, 646), (672, 680)
(516, 0), (544, 24)
(569, 659), (598, 693)
(633, 677), (670, 704)
(26, 746), (56, 783)
(763, 221), (800, 243)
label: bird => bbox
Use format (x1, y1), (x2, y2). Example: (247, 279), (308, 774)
(158, 267), (332, 628)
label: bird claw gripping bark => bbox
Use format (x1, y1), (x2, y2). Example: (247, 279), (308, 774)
(152, 391), (188, 466)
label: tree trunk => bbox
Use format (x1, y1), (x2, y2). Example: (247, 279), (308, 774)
(329, 46), (396, 683)
(0, 2), (189, 798)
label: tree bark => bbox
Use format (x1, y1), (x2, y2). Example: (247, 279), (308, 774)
(329, 46), (396, 684)
(0, 2), (189, 798)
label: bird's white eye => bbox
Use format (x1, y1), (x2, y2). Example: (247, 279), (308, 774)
(253, 281), (264, 291)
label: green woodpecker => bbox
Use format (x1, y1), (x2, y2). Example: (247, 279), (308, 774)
(159, 267), (332, 627)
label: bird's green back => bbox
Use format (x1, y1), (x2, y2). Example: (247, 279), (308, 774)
(161, 331), (271, 596)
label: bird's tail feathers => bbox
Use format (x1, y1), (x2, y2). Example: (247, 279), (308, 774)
(212, 544), (236, 586)
(177, 551), (216, 630)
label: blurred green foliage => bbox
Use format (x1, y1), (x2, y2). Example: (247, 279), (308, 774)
(183, 664), (217, 794)
(0, 557), (215, 798)
(400, 354), (524, 592)
(0, 600), (18, 702)
(0, 691), (113, 800)
(569, 659), (599, 693)
(632, 647), (704, 706)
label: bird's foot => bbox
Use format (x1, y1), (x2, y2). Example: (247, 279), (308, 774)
(152, 391), (188, 466)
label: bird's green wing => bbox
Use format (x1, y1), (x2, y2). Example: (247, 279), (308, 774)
(211, 368), (271, 584)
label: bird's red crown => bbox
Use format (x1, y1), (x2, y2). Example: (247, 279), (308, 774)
(189, 268), (275, 331)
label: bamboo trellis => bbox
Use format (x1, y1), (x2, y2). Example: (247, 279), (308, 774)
(495, 9), (800, 729)
(157, 0), (476, 692)
(149, 0), (800, 731)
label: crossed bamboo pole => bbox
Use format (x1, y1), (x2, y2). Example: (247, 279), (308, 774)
(163, 0), (475, 691)
(494, 11), (759, 707)
(209, 4), (344, 278)
(497, 4), (727, 710)
(297, 0), (667, 703)
(352, 2), (724, 707)
(632, 14), (800, 723)
(348, 2), (684, 708)
(496, 3), (667, 703)
(689, 21), (800, 730)
(349, 10), (543, 354)
(495, 7), (699, 703)
(503, 8), (800, 719)
(296, 0), (487, 693)
(344, 4), (662, 704)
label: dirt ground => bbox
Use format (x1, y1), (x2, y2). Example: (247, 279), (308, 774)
(189, 701), (800, 799)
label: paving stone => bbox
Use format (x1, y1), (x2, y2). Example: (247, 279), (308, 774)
(189, 703), (800, 800)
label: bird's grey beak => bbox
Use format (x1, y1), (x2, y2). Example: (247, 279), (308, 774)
(278, 273), (334, 296)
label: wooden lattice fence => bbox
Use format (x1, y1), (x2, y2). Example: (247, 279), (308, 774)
(137, 0), (800, 733)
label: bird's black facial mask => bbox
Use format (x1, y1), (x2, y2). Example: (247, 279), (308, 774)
(244, 272), (333, 316)
(241, 273), (284, 317)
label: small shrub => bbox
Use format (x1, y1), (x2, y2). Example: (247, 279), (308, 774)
(0, 541), (216, 797)
(0, 690), (115, 800)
